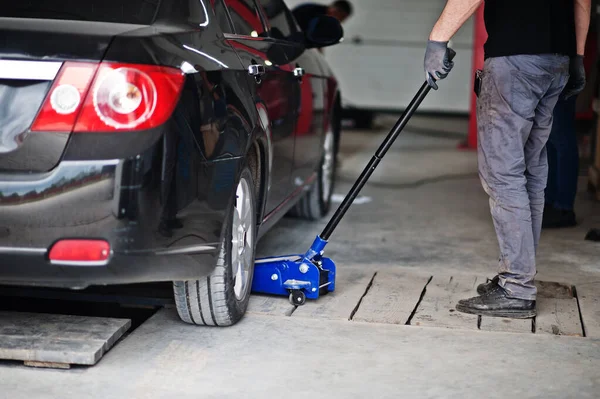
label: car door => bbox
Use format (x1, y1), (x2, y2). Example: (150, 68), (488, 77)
(222, 0), (299, 215)
(290, 49), (326, 189)
(254, 0), (325, 189)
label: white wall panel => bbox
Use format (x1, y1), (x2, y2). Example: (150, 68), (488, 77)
(285, 0), (474, 113)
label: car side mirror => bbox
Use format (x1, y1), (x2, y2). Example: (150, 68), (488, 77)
(304, 15), (344, 49)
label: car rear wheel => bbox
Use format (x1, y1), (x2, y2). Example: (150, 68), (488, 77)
(173, 166), (257, 326)
(343, 109), (374, 130)
(289, 123), (337, 221)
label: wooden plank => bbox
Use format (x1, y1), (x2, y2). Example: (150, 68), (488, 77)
(480, 316), (534, 334)
(536, 280), (574, 299)
(573, 282), (600, 338)
(247, 294), (295, 317)
(450, 280), (579, 335)
(352, 270), (431, 325)
(477, 280), (565, 334)
(535, 296), (583, 336)
(293, 266), (376, 321)
(0, 312), (131, 366)
(411, 275), (480, 330)
(0, 312), (131, 348)
(534, 280), (583, 337)
(24, 361), (70, 369)
(1, 336), (104, 365)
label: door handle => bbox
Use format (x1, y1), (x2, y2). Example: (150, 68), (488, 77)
(293, 67), (305, 78)
(248, 64), (266, 77)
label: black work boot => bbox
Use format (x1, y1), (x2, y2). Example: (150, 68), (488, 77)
(477, 275), (499, 296)
(456, 284), (536, 319)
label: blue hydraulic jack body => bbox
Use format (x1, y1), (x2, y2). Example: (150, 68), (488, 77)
(251, 48), (455, 306)
(252, 236), (336, 305)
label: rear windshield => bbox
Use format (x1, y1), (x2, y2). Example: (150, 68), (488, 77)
(2, 0), (161, 25)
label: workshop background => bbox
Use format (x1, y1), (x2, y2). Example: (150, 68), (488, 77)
(1, 1), (600, 398)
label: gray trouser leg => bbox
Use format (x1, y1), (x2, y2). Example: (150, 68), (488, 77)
(477, 55), (570, 300)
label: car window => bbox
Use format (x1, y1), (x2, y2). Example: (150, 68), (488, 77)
(224, 0), (266, 37)
(2, 0), (161, 24)
(255, 0), (299, 40)
(213, 0), (235, 34)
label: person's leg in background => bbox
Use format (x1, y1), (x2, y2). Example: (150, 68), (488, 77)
(526, 73), (572, 253)
(543, 95), (580, 228)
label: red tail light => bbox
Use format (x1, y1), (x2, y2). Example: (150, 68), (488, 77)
(32, 62), (185, 133)
(75, 64), (185, 132)
(48, 239), (111, 265)
(31, 62), (98, 132)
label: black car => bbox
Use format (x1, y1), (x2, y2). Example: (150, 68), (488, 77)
(0, 0), (344, 326)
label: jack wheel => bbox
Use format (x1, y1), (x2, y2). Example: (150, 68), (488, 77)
(289, 290), (306, 306)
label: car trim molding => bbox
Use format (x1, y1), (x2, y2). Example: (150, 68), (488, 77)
(0, 60), (63, 81)
(154, 244), (217, 256)
(50, 259), (110, 267)
(0, 247), (46, 254)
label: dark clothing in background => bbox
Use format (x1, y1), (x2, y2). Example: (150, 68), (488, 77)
(292, 3), (327, 31)
(484, 0), (577, 59)
(545, 96), (580, 211)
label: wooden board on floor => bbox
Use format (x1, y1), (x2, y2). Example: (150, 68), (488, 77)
(535, 281), (583, 337)
(247, 294), (295, 317)
(480, 316), (534, 334)
(352, 270), (431, 325)
(292, 266), (376, 321)
(535, 297), (583, 336)
(479, 280), (576, 335)
(411, 275), (481, 330)
(0, 312), (131, 366)
(571, 282), (600, 338)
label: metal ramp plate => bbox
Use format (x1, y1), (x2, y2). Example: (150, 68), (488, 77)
(0, 311), (131, 368)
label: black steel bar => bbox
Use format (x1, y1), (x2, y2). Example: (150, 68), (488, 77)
(320, 48), (456, 241)
(319, 82), (432, 241)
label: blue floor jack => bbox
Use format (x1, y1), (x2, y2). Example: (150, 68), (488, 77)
(251, 49), (456, 306)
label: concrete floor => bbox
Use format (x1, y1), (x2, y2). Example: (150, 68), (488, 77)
(2, 116), (600, 398)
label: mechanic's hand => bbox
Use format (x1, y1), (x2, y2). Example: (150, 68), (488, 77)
(424, 40), (454, 90)
(563, 55), (586, 99)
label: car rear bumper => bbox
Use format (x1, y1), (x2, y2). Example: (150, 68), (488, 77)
(0, 153), (241, 288)
(0, 248), (218, 289)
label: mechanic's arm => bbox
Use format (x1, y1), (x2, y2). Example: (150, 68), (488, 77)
(423, 0), (483, 89)
(564, 0), (592, 98)
(575, 0), (592, 55)
(429, 0), (483, 41)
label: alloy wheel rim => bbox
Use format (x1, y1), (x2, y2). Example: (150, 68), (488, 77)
(231, 177), (254, 301)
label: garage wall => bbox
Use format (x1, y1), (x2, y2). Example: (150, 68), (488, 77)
(285, 0), (474, 113)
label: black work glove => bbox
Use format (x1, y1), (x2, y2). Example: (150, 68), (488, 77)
(563, 55), (586, 99)
(424, 40), (454, 90)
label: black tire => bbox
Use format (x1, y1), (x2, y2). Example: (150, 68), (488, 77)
(288, 123), (337, 221)
(343, 109), (374, 130)
(173, 166), (257, 326)
(353, 110), (374, 129)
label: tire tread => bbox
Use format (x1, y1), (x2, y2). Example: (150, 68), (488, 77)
(173, 167), (256, 327)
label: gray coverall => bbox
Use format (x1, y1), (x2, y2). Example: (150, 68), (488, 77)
(477, 54), (570, 300)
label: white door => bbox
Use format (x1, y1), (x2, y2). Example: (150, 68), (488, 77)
(285, 0), (474, 113)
